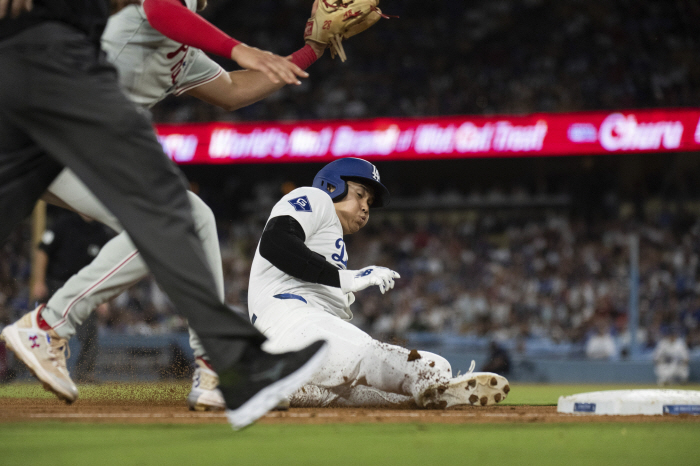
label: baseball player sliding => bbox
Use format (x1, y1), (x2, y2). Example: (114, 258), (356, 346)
(248, 158), (511, 408)
(17, 0), (354, 411)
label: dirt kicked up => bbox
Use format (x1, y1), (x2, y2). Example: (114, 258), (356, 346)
(2, 398), (700, 425)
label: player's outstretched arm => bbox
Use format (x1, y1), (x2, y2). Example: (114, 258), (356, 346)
(259, 215), (400, 294)
(229, 43), (307, 86)
(142, 0), (308, 85)
(186, 42), (325, 112)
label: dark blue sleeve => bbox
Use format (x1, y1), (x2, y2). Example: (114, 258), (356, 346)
(259, 215), (341, 287)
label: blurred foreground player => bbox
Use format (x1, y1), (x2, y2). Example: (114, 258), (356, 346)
(249, 158), (510, 408)
(0, 0), (327, 430)
(22, 0), (327, 412)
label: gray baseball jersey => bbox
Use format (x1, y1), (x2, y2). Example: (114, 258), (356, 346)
(101, 0), (224, 108)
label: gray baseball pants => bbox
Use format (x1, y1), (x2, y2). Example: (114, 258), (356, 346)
(0, 23), (264, 372)
(46, 278), (100, 381)
(42, 168), (219, 359)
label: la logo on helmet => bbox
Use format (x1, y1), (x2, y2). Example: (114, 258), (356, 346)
(372, 165), (380, 181)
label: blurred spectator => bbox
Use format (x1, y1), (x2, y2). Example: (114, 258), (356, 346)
(653, 326), (690, 385)
(5, 192), (700, 361)
(617, 323), (648, 358)
(585, 321), (617, 360)
(482, 341), (511, 375)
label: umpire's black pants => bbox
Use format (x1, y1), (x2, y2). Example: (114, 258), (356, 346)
(0, 23), (264, 373)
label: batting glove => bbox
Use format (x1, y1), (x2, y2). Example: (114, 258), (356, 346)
(339, 266), (400, 294)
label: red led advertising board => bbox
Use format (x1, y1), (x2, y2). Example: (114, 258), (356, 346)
(154, 108), (700, 164)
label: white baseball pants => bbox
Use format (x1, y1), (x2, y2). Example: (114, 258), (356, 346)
(655, 362), (690, 385)
(252, 297), (452, 406)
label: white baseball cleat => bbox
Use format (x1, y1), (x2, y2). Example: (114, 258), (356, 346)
(420, 360), (510, 408)
(187, 358), (291, 411)
(187, 358), (226, 411)
(0, 306), (78, 403)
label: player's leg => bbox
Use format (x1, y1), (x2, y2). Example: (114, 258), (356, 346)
(291, 350), (449, 407)
(45, 168), (226, 408)
(259, 300), (509, 408)
(656, 363), (673, 386)
(182, 199), (229, 409)
(4, 24), (327, 426)
(44, 169), (122, 232)
(290, 384), (412, 408)
(0, 116), (74, 400)
(41, 175), (225, 341)
(180, 194), (226, 408)
(0, 106), (64, 243)
(256, 300), (450, 404)
(335, 386), (413, 407)
(657, 362), (688, 385)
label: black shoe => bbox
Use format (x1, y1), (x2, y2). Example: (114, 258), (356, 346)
(219, 340), (328, 430)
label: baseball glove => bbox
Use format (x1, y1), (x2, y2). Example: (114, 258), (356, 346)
(304, 0), (391, 62)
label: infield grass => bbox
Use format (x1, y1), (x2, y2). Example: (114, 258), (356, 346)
(1, 422), (698, 466)
(2, 382), (699, 466)
(0, 380), (191, 402)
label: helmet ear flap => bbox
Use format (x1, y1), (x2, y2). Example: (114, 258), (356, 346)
(320, 180), (337, 193)
(318, 177), (348, 202)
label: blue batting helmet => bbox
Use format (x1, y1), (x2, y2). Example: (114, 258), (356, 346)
(312, 158), (390, 207)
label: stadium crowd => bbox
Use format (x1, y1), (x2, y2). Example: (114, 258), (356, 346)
(345, 205), (700, 356)
(2, 197), (700, 359)
(152, 0), (700, 123)
(2, 0), (699, 368)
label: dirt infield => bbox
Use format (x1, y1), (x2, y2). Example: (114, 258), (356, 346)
(2, 398), (699, 425)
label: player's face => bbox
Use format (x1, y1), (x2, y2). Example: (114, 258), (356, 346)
(334, 181), (374, 235)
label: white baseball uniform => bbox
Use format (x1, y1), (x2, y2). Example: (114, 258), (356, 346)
(654, 337), (690, 385)
(40, 1), (225, 359)
(249, 187), (453, 407)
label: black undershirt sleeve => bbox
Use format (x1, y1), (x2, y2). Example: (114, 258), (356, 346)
(259, 216), (341, 287)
